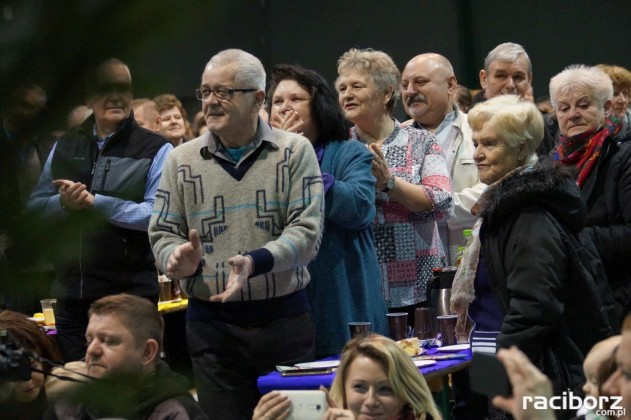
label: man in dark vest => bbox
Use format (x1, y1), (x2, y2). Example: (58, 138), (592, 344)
(27, 58), (172, 362)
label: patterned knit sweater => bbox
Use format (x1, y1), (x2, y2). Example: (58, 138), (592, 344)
(149, 120), (324, 302)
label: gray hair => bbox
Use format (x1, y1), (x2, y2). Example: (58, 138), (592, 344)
(484, 42), (532, 75)
(206, 49), (266, 91)
(549, 65), (613, 110)
(336, 48), (401, 114)
(468, 95), (543, 164)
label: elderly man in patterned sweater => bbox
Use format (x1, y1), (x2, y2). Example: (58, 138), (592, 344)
(148, 49), (324, 420)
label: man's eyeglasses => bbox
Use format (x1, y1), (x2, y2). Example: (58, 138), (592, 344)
(195, 87), (257, 101)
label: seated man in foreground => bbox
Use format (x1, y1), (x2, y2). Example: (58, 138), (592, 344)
(48, 294), (207, 419)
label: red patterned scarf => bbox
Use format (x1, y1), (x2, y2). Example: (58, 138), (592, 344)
(557, 116), (622, 187)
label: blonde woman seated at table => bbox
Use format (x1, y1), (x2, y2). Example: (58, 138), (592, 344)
(253, 334), (442, 420)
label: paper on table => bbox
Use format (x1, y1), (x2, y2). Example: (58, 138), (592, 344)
(294, 360), (340, 369)
(276, 360), (340, 373)
(414, 359), (437, 367)
(437, 344), (470, 352)
(414, 354), (468, 361)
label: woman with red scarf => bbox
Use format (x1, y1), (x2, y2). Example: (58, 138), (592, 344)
(550, 65), (631, 328)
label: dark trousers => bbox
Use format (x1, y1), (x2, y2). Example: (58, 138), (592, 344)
(56, 295), (158, 363)
(187, 312), (315, 420)
(451, 368), (490, 420)
(56, 298), (94, 362)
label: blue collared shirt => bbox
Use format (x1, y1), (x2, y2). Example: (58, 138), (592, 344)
(27, 135), (173, 231)
(93, 124), (116, 150)
(201, 117), (279, 165)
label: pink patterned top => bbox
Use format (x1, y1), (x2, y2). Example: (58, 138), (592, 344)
(350, 120), (452, 307)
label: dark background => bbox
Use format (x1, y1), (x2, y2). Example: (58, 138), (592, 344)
(2, 0), (630, 130)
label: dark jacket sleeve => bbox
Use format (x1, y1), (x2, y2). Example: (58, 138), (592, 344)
(488, 210), (568, 362)
(583, 142), (631, 267)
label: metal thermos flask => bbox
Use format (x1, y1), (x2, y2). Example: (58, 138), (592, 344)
(426, 267), (457, 334)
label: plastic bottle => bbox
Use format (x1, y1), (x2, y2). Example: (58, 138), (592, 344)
(454, 229), (473, 266)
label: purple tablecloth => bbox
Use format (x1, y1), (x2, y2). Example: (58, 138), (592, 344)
(257, 348), (472, 394)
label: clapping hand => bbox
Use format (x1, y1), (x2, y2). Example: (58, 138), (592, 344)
(166, 229), (203, 279)
(209, 254), (254, 303)
(368, 144), (391, 190)
(53, 179), (94, 210)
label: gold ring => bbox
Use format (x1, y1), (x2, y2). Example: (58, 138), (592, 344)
(264, 413), (272, 420)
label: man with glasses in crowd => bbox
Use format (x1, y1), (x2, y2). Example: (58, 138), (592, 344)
(27, 58), (172, 362)
(149, 48), (323, 419)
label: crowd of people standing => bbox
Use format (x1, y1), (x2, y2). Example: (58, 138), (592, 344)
(0, 40), (630, 419)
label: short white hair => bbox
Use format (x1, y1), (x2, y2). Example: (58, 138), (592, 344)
(549, 65), (613, 110)
(468, 95), (543, 164)
(206, 49), (266, 91)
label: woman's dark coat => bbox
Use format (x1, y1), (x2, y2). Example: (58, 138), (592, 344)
(477, 165), (613, 394)
(580, 135), (631, 325)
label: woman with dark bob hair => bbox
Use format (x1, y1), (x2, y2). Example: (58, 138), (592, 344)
(267, 64), (350, 144)
(266, 64), (388, 357)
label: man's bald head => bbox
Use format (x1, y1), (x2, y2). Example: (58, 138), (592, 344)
(400, 53), (457, 131)
(132, 99), (160, 132)
(408, 53), (454, 77)
(67, 105), (92, 130)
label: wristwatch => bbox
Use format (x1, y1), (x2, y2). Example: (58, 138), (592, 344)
(382, 176), (395, 193)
